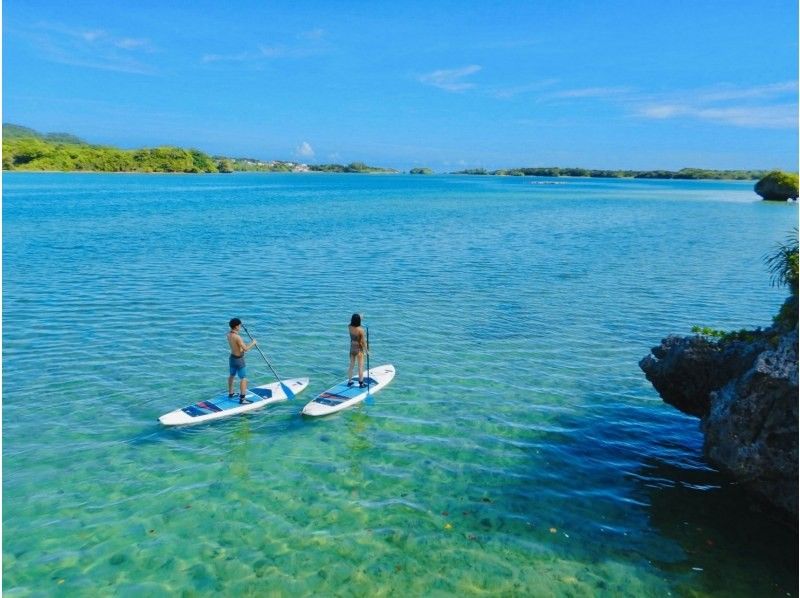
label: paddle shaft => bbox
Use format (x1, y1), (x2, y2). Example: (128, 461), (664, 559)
(241, 324), (294, 398)
(366, 325), (370, 395)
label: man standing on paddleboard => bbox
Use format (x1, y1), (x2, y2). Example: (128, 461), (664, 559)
(227, 318), (258, 403)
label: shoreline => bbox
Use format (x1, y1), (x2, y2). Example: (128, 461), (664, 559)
(2, 170), (786, 183)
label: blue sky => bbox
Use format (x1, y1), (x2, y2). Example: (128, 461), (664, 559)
(3, 0), (798, 171)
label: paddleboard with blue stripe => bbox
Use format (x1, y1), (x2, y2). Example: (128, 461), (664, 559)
(302, 364), (395, 417)
(158, 377), (309, 426)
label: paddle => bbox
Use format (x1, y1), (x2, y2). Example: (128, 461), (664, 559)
(365, 324), (373, 405)
(241, 323), (295, 400)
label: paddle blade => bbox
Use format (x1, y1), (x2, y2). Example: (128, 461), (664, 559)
(281, 383), (296, 400)
(365, 393), (374, 406)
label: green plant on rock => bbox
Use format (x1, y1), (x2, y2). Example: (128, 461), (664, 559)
(691, 325), (726, 339)
(690, 325), (760, 343)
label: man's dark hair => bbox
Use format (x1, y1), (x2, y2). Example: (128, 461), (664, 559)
(229, 318), (242, 329)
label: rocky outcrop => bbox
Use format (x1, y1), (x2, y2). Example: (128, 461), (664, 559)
(639, 335), (770, 417)
(640, 301), (798, 520)
(754, 170), (799, 201)
(703, 331), (798, 516)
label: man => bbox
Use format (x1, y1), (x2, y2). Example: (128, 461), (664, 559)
(227, 318), (257, 403)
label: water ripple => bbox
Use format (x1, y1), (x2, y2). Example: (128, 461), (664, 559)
(4, 173), (796, 596)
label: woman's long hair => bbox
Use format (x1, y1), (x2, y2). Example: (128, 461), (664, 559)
(350, 313), (361, 327)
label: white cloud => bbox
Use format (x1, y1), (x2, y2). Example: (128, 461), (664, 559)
(694, 81), (798, 103)
(299, 28), (325, 40)
(75, 30), (153, 52)
(81, 30), (105, 42)
(419, 65), (482, 92)
(27, 23), (157, 74)
(296, 141), (315, 158)
(203, 51), (253, 63)
(257, 43), (324, 59)
(527, 78), (798, 130)
(547, 86), (632, 99)
(491, 79), (559, 99)
(205, 41), (324, 63)
(200, 29), (330, 67)
(638, 102), (797, 128)
(258, 45), (287, 58)
(694, 105), (797, 128)
(633, 82), (799, 129)
(638, 104), (686, 119)
(115, 38), (153, 51)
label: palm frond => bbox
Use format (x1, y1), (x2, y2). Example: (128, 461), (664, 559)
(763, 228), (799, 294)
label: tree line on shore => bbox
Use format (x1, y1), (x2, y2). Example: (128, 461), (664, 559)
(452, 166), (772, 180)
(1, 124), (396, 174)
(3, 124), (795, 187)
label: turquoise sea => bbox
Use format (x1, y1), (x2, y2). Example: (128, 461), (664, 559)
(3, 172), (797, 596)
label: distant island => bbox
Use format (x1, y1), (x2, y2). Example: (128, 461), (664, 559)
(218, 156), (399, 174)
(451, 166), (773, 181)
(3, 124), (792, 182)
(1, 124), (397, 174)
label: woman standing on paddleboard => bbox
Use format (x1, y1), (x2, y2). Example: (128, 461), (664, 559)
(347, 313), (368, 387)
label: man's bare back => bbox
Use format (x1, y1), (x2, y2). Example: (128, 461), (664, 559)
(227, 329), (247, 356)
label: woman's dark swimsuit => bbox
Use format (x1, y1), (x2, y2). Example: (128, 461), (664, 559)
(349, 329), (363, 357)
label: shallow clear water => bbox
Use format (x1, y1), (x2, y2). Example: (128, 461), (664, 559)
(3, 172), (797, 596)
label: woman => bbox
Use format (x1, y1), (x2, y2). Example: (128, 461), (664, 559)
(347, 313), (368, 387)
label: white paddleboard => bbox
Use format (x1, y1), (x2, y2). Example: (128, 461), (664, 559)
(159, 377), (309, 426)
(301, 364), (395, 417)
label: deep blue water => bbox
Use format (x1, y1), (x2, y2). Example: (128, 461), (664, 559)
(3, 172), (797, 596)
